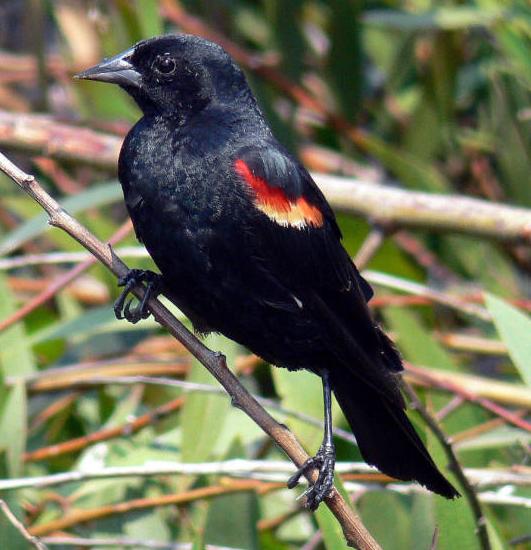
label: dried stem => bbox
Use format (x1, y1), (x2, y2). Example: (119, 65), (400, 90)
(0, 150), (380, 550)
(404, 364), (531, 431)
(40, 537), (232, 549)
(0, 110), (529, 243)
(21, 373), (355, 448)
(354, 225), (390, 270)
(29, 480), (284, 536)
(1, 460), (529, 493)
(364, 270), (490, 321)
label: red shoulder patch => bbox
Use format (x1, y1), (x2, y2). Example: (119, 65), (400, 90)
(234, 159), (324, 229)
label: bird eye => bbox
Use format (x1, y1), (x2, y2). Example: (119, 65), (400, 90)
(154, 56), (176, 75)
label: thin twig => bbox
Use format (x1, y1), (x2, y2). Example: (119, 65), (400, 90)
(472, 493), (531, 509)
(19, 358), (527, 411)
(13, 359), (189, 392)
(23, 374), (356, 444)
(405, 365), (531, 408)
(364, 270), (491, 321)
(0, 500), (48, 550)
(23, 397), (184, 462)
(0, 220), (132, 332)
(341, 481), (531, 508)
(0, 151), (380, 549)
(29, 480), (283, 536)
(450, 414), (527, 445)
(435, 332), (508, 356)
(393, 231), (459, 282)
(40, 537), (240, 550)
(354, 225), (390, 270)
(430, 527), (439, 550)
(3, 248), (530, 313)
(300, 530), (323, 550)
(402, 383), (491, 550)
(0, 246), (147, 270)
(404, 364), (531, 431)
(20, 374), (355, 458)
(1, 460), (530, 492)
(22, 373), (356, 462)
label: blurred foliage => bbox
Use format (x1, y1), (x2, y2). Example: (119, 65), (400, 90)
(0, 1), (530, 549)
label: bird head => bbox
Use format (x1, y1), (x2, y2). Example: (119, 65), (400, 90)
(75, 34), (250, 117)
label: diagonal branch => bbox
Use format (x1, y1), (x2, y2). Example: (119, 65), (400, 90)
(0, 150), (381, 549)
(402, 383), (491, 550)
(0, 500), (48, 550)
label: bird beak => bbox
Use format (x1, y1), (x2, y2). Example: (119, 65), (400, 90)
(74, 47), (141, 88)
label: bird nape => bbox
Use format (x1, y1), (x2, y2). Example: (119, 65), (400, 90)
(76, 34), (460, 509)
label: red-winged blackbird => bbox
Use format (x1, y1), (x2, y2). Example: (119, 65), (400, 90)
(76, 34), (459, 509)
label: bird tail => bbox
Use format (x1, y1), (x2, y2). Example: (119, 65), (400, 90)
(330, 367), (459, 499)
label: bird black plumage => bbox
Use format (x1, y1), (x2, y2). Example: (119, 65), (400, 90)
(76, 34), (459, 509)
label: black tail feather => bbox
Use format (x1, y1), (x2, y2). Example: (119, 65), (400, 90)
(330, 368), (459, 499)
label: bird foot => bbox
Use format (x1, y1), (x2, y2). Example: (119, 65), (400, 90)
(287, 443), (336, 511)
(114, 269), (162, 324)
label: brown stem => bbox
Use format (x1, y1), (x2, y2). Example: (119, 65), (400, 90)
(0, 220), (132, 332)
(354, 225), (391, 270)
(402, 383), (491, 550)
(29, 480), (283, 537)
(0, 150), (381, 549)
(24, 397), (184, 462)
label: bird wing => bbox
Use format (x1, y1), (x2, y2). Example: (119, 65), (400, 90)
(233, 144), (372, 298)
(233, 145), (404, 404)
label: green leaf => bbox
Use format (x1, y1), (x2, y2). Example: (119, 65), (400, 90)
(272, 368), (324, 451)
(0, 381), (26, 477)
(124, 509), (171, 546)
(267, 0), (306, 80)
(425, 429), (480, 550)
(0, 497), (29, 550)
(362, 134), (450, 191)
(410, 494), (436, 550)
(181, 334), (238, 462)
(327, 0), (363, 121)
(364, 8), (508, 31)
(434, 493), (481, 550)
(383, 307), (458, 372)
(455, 426), (531, 451)
(28, 305), (159, 347)
(383, 307), (483, 435)
(359, 492), (411, 549)
(134, 0), (163, 36)
(485, 513), (509, 550)
(0, 182), (123, 256)
(485, 293), (531, 387)
(0, 274), (36, 376)
(204, 441), (259, 550)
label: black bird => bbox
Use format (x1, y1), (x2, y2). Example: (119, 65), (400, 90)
(76, 34), (459, 509)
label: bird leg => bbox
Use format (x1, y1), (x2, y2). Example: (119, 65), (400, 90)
(287, 369), (336, 510)
(114, 269), (162, 324)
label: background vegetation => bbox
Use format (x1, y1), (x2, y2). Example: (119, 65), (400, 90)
(0, 1), (530, 549)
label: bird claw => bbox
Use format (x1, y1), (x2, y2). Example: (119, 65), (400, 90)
(114, 269), (161, 324)
(287, 444), (335, 511)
